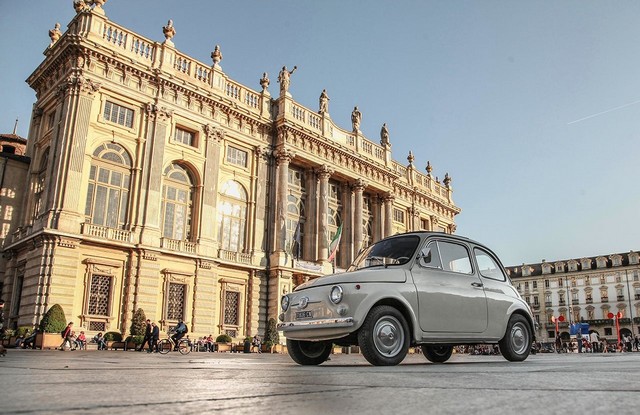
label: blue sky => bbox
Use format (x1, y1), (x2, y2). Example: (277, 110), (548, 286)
(1, 1), (639, 266)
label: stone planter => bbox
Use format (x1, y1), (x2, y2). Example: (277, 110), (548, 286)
(273, 344), (287, 354)
(215, 342), (231, 352)
(36, 333), (63, 350)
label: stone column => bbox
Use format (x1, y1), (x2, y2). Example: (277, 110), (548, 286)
(317, 165), (333, 261)
(340, 182), (352, 267)
(139, 104), (172, 246)
(275, 148), (294, 254)
(198, 124), (224, 256)
(49, 75), (101, 232)
(304, 168), (317, 261)
(371, 196), (381, 242)
(252, 147), (270, 259)
(383, 194), (395, 238)
(352, 179), (366, 256)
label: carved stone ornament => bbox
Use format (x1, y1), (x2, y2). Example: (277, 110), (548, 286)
(276, 147), (295, 165)
(163, 19), (176, 44)
(353, 178), (367, 191)
(145, 103), (173, 122)
(211, 45), (223, 66)
(204, 123), (225, 142)
(73, 0), (90, 13)
(260, 72), (270, 91)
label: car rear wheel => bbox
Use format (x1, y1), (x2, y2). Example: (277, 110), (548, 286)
(421, 344), (453, 363)
(499, 314), (532, 362)
(286, 339), (332, 365)
(358, 305), (410, 366)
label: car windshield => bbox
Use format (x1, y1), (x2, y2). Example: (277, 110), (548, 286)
(348, 235), (421, 271)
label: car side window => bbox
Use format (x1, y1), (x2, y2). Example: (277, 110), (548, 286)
(474, 248), (506, 281)
(419, 242), (442, 269)
(438, 241), (473, 274)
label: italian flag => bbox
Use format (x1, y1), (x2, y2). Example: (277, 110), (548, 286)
(327, 224), (343, 262)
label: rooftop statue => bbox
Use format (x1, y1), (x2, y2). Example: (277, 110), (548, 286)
(277, 65), (297, 94)
(260, 72), (270, 91)
(319, 89), (329, 113)
(380, 123), (390, 146)
(49, 23), (62, 47)
(351, 106), (362, 132)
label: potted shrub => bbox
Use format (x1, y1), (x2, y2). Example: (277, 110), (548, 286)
(127, 308), (146, 350)
(263, 318), (279, 353)
(2, 329), (15, 347)
(215, 334), (232, 352)
(36, 304), (67, 349)
(104, 331), (123, 350)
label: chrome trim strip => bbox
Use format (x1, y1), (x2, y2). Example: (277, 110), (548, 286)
(277, 317), (354, 331)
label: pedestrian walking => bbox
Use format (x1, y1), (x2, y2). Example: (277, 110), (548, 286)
(149, 322), (159, 353)
(138, 319), (152, 352)
(59, 322), (74, 351)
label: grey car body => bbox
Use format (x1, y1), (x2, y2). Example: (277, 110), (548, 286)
(278, 232), (534, 366)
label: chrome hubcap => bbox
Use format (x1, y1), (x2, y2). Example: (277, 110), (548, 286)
(511, 322), (529, 355)
(373, 315), (404, 357)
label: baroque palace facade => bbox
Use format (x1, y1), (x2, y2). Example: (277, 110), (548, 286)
(0, 2), (460, 339)
(506, 252), (640, 344)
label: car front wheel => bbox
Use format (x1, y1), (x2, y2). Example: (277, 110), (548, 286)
(421, 344), (453, 363)
(499, 314), (532, 362)
(358, 305), (410, 366)
(286, 339), (332, 365)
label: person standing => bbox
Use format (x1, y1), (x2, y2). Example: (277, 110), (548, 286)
(555, 334), (562, 353)
(590, 331), (600, 353)
(576, 330), (583, 353)
(138, 319), (152, 352)
(149, 322), (159, 353)
(625, 333), (633, 352)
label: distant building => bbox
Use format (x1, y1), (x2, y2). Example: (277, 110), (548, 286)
(506, 252), (640, 344)
(0, 3), (460, 338)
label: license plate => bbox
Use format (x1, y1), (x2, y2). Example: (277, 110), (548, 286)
(295, 311), (313, 319)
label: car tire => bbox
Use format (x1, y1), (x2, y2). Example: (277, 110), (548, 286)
(358, 305), (410, 366)
(421, 344), (453, 363)
(286, 339), (332, 365)
(499, 314), (532, 362)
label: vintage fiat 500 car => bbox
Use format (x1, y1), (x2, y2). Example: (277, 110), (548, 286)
(278, 232), (534, 366)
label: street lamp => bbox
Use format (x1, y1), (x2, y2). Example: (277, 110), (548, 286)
(624, 270), (635, 335)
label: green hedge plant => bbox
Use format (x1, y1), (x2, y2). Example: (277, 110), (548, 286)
(39, 304), (67, 334)
(215, 334), (232, 343)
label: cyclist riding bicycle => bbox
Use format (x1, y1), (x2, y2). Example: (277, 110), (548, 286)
(171, 319), (188, 350)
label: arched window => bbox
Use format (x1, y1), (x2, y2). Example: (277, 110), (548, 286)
(32, 148), (49, 220)
(286, 194), (305, 259)
(218, 180), (247, 252)
(162, 163), (194, 240)
(85, 143), (132, 229)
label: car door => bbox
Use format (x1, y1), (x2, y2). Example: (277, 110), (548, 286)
(412, 239), (488, 333)
(473, 246), (518, 337)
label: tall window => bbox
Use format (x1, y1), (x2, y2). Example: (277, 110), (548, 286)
(362, 195), (373, 248)
(162, 163), (194, 240)
(286, 194), (305, 259)
(87, 274), (112, 316)
(167, 283), (186, 320)
(218, 180), (247, 252)
(85, 143), (132, 229)
(103, 100), (134, 128)
(32, 149), (49, 220)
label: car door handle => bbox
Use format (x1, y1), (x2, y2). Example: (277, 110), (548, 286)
(471, 282), (484, 288)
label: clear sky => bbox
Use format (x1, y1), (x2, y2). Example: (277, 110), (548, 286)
(1, 0), (639, 266)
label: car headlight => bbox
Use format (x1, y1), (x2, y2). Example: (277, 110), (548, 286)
(281, 295), (289, 312)
(329, 285), (343, 304)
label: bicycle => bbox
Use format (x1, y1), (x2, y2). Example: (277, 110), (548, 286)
(157, 333), (191, 355)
